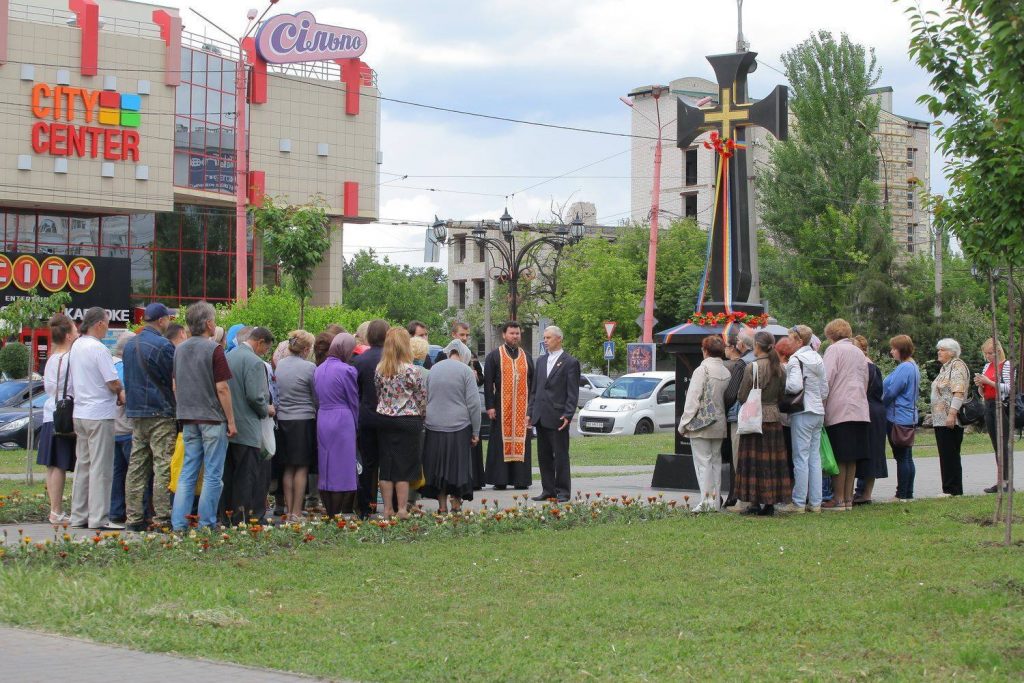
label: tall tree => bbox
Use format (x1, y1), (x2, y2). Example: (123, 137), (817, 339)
(254, 197), (333, 329)
(342, 249), (450, 339)
(757, 31), (897, 338)
(906, 0), (1024, 543)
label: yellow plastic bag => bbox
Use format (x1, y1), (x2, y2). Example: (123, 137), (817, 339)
(168, 431), (202, 495)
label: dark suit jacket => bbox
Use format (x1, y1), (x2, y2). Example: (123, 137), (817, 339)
(529, 351), (581, 429)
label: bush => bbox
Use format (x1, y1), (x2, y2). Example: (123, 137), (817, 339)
(215, 288), (385, 342)
(0, 342), (30, 379)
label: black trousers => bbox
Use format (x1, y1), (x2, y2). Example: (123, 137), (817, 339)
(536, 423), (571, 500)
(933, 425), (964, 495)
(984, 399), (1011, 474)
(356, 414), (383, 518)
(221, 443), (264, 524)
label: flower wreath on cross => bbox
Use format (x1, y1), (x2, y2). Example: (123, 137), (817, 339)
(689, 310), (769, 328)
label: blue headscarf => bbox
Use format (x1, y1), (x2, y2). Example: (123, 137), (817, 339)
(225, 324), (245, 351)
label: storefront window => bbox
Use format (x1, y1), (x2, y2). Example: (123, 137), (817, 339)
(101, 216), (129, 257)
(37, 216), (69, 253)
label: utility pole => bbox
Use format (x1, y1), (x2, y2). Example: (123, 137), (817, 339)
(736, 0), (750, 52)
(934, 221), (943, 322)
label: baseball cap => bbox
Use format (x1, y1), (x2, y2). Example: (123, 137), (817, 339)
(144, 303), (172, 321)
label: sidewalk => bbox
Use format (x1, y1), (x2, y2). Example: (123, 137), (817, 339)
(0, 627), (332, 682)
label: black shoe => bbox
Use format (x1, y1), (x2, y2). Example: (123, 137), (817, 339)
(531, 494), (554, 502)
(492, 485), (507, 491)
(757, 505), (775, 517)
(723, 497), (738, 508)
(125, 522), (147, 532)
(110, 518), (126, 525)
(513, 486), (529, 490)
(740, 505), (761, 516)
(984, 484), (998, 493)
(70, 523), (88, 529)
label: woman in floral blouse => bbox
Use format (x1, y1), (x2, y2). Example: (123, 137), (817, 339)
(375, 327), (427, 519)
(931, 338), (970, 496)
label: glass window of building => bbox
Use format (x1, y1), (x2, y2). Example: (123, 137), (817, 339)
(175, 46), (239, 195)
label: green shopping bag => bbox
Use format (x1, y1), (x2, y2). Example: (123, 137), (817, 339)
(820, 428), (839, 477)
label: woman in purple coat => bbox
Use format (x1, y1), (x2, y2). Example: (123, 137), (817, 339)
(314, 333), (360, 518)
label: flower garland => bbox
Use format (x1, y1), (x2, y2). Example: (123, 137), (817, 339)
(689, 311), (769, 328)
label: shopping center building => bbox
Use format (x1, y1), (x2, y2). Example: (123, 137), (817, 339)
(0, 0), (380, 328)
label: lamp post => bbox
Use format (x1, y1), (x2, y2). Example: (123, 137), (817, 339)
(433, 210), (585, 323)
(856, 119), (889, 204)
(192, 2), (278, 303)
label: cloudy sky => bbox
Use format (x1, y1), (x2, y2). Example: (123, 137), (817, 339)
(166, 0), (947, 267)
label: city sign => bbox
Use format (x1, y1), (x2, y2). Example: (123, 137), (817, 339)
(29, 83), (142, 161)
(0, 253), (131, 323)
(255, 12), (367, 64)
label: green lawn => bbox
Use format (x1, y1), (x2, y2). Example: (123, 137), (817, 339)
(0, 450), (43, 476)
(1, 495), (1021, 681)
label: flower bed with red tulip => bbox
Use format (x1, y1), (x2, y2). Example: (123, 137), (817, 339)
(1, 493), (696, 567)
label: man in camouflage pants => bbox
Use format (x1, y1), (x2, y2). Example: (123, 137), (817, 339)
(122, 303), (178, 531)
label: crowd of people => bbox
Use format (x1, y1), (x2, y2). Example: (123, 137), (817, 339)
(679, 319), (1015, 515)
(35, 302), (580, 531)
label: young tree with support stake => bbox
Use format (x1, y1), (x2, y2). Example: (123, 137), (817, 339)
(253, 196), (332, 329)
(907, 0), (1024, 546)
(0, 290), (71, 485)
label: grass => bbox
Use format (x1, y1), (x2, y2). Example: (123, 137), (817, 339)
(0, 450), (43, 476)
(0, 495), (1021, 681)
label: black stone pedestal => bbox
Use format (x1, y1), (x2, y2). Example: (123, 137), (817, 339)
(652, 453), (732, 492)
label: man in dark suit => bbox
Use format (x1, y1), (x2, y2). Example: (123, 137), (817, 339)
(528, 325), (580, 503)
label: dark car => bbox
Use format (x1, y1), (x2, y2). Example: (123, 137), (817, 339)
(0, 393), (47, 450)
(0, 380), (45, 408)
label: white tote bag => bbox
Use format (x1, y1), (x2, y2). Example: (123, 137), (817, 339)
(737, 360), (763, 435)
(260, 417), (277, 457)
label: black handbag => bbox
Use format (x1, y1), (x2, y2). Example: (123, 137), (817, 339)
(958, 393), (985, 426)
(52, 352), (75, 437)
(778, 359), (805, 414)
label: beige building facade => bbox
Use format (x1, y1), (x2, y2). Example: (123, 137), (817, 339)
(0, 0), (380, 320)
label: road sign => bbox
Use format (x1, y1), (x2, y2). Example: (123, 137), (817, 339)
(603, 340), (616, 360)
(635, 314), (658, 329)
(604, 321), (617, 340)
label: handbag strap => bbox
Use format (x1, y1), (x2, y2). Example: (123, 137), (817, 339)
(60, 342), (75, 400)
(752, 358), (760, 390)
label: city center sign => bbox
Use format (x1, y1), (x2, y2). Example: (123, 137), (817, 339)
(255, 11), (367, 64)
(29, 83), (142, 161)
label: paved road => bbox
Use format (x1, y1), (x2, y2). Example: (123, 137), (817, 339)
(0, 627), (331, 682)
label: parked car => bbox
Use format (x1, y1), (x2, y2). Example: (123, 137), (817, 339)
(577, 373), (612, 409)
(577, 371), (676, 436)
(0, 392), (47, 449)
(0, 379), (45, 408)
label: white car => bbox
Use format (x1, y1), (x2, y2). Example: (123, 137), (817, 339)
(577, 371), (677, 436)
(577, 373), (613, 409)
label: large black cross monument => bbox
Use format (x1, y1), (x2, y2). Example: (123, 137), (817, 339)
(650, 49), (790, 491)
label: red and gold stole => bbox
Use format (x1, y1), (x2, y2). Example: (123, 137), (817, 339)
(499, 345), (529, 462)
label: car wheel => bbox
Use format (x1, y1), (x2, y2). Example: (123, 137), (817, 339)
(634, 418), (654, 435)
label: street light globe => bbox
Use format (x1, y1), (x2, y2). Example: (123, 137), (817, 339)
(431, 215), (447, 243)
(570, 212), (586, 241)
(499, 207), (514, 238)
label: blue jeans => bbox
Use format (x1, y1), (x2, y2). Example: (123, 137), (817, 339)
(889, 421), (915, 499)
(790, 412), (823, 507)
(109, 437), (132, 521)
(172, 423), (228, 530)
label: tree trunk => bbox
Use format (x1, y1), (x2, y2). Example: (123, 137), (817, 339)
(298, 296), (305, 330)
(990, 271), (1006, 524)
(1005, 266), (1016, 546)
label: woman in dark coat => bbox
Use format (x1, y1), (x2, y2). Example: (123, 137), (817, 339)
(853, 336), (888, 504)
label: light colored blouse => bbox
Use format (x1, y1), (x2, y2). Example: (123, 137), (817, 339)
(931, 358), (970, 427)
(375, 364), (427, 417)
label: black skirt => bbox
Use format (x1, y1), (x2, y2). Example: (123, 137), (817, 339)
(421, 426), (475, 501)
(276, 418), (317, 468)
(856, 403), (889, 479)
(826, 421), (870, 463)
(36, 421), (76, 471)
(378, 414), (424, 482)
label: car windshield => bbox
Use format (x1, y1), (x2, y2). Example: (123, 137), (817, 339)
(0, 381), (27, 403)
(588, 375), (613, 388)
(600, 377), (661, 400)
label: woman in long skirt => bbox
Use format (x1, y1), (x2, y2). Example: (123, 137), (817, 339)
(422, 340), (481, 512)
(314, 334), (360, 518)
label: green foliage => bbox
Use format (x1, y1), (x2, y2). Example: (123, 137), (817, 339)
(342, 249), (450, 342)
(757, 31), (901, 341)
(906, 1), (1024, 271)
(0, 342), (31, 379)
(544, 238), (644, 370)
(216, 288), (382, 343)
(253, 196), (333, 328)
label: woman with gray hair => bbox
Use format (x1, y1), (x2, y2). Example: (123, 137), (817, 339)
(421, 339), (481, 513)
(931, 337), (969, 496)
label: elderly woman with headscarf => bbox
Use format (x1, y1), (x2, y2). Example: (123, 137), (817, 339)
(421, 339), (481, 513)
(313, 333), (360, 518)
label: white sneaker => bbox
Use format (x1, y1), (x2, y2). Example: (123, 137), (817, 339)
(776, 503), (805, 514)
